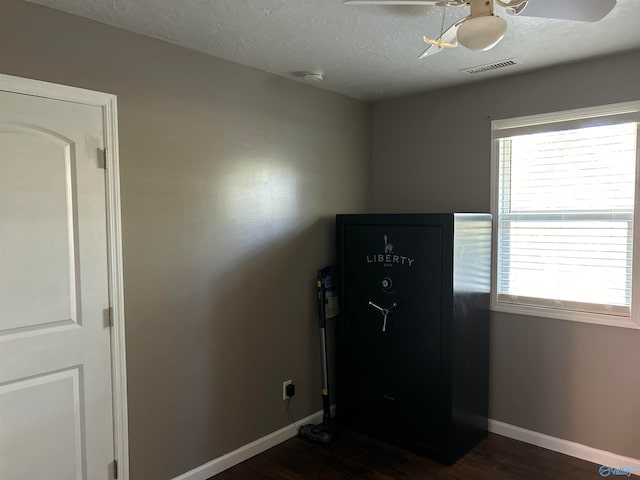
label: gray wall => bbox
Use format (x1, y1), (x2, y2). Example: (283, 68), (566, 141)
(0, 1), (371, 478)
(2, 0), (639, 474)
(371, 50), (640, 459)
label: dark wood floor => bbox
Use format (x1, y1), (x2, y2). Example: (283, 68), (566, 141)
(212, 427), (606, 479)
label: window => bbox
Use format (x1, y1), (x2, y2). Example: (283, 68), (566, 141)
(491, 101), (640, 328)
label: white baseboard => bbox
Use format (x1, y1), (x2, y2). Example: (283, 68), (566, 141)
(489, 419), (640, 476)
(172, 407), (333, 480)
(173, 413), (640, 479)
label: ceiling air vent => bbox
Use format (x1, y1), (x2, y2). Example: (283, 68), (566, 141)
(460, 59), (521, 75)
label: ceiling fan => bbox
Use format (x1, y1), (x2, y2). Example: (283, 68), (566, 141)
(344, 0), (617, 58)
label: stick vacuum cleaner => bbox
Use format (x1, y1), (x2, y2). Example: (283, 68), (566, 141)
(299, 266), (339, 445)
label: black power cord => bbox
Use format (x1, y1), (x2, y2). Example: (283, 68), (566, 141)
(286, 396), (299, 431)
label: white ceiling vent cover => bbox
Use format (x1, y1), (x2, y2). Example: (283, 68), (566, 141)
(461, 59), (521, 75)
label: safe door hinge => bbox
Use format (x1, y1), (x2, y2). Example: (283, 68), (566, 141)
(113, 459), (118, 479)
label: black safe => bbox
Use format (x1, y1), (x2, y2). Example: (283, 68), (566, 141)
(335, 213), (491, 464)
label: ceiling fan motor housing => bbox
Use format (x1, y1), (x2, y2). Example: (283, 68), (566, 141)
(470, 0), (495, 17)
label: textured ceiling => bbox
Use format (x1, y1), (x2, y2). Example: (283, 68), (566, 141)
(24, 0), (640, 101)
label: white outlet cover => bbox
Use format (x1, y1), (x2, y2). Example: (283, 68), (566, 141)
(282, 380), (293, 400)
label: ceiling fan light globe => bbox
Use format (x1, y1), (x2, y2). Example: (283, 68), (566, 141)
(457, 15), (507, 51)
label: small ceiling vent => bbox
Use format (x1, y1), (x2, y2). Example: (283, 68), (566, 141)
(460, 59), (521, 75)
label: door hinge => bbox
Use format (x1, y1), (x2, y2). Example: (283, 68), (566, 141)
(108, 306), (114, 328)
(99, 147), (108, 169)
(113, 459), (118, 479)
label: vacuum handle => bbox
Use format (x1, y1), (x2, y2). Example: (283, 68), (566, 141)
(317, 279), (327, 329)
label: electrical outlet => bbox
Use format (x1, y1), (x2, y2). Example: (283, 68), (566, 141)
(283, 379), (293, 400)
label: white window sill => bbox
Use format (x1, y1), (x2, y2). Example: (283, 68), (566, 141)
(491, 299), (640, 330)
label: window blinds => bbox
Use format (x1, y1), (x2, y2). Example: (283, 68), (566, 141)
(497, 122), (638, 316)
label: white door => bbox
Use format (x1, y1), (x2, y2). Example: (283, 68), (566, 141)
(0, 90), (115, 479)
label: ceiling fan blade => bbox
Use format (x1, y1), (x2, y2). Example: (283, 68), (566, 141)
(510, 0), (616, 22)
(418, 17), (466, 59)
(344, 1), (441, 5)
(418, 42), (445, 58)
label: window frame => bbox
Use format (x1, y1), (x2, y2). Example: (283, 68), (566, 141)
(490, 101), (640, 329)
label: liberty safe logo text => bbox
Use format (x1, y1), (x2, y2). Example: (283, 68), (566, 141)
(366, 235), (415, 267)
